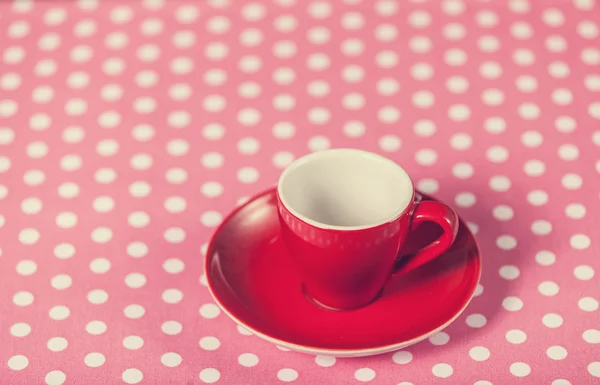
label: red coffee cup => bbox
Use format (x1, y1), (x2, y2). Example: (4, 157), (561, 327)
(276, 149), (459, 310)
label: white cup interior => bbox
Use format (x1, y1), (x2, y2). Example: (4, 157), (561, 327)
(277, 149), (414, 230)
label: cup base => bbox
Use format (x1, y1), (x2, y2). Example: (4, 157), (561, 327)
(301, 284), (383, 312)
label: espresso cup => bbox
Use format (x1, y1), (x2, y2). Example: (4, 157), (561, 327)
(276, 148), (459, 310)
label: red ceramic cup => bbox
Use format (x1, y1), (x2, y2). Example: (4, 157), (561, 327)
(276, 149), (459, 311)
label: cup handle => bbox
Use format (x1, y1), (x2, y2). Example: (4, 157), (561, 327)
(391, 200), (459, 278)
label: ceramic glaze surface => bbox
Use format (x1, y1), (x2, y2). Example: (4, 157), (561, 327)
(207, 189), (481, 353)
(278, 149), (414, 229)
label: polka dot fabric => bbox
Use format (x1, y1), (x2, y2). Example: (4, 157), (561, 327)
(1, 0), (599, 384)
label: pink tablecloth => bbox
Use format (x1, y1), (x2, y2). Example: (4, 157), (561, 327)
(1, 0), (599, 384)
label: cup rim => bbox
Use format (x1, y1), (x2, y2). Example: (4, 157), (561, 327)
(276, 148), (415, 231)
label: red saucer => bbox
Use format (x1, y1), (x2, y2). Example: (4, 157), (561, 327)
(205, 188), (481, 357)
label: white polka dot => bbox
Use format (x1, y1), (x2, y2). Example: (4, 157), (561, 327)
(376, 135), (401, 152)
(449, 133), (472, 151)
(125, 273), (147, 289)
(513, 49), (535, 66)
(47, 337), (68, 352)
(375, 50), (398, 68)
(432, 363), (453, 378)
(306, 27), (330, 45)
(466, 314), (487, 328)
(60, 155), (82, 171)
(546, 346), (568, 360)
(54, 242), (76, 260)
(574, 265), (595, 280)
(124, 304), (145, 319)
(273, 152), (295, 168)
(552, 88), (573, 105)
(469, 346), (490, 361)
(534, 250), (555, 266)
(538, 281), (559, 296)
(583, 329), (600, 344)
(341, 12), (364, 30)
(524, 160), (546, 177)
(91, 227), (113, 243)
(13, 291), (34, 307)
(502, 296), (523, 311)
(16, 260), (37, 276)
(164, 227), (185, 243)
(132, 125), (154, 141)
(133, 97), (157, 114)
(486, 146), (508, 163)
(558, 144), (579, 161)
(411, 62), (434, 80)
(561, 173), (583, 190)
(199, 368), (221, 383)
(499, 265), (520, 280)
(8, 21), (30, 38)
(589, 362), (600, 378)
(134, 70), (157, 87)
(474, 284), (484, 296)
(510, 362), (531, 377)
(10, 322), (32, 337)
(408, 10), (431, 28)
(62, 126), (84, 142)
(375, 78), (398, 96)
(582, 48), (600, 65)
(199, 335), (222, 351)
(49, 305), (70, 320)
(412, 120), (435, 137)
(493, 205), (513, 221)
(515, 75), (537, 92)
(0, 128), (15, 145)
(96, 140), (119, 157)
(543, 313), (563, 328)
(161, 352), (182, 368)
(161, 259), (184, 275)
(578, 20), (599, 39)
(531, 220), (552, 235)
(448, 104), (470, 121)
(354, 368), (375, 382)
(237, 325), (252, 336)
(429, 332), (450, 345)
(273, 68), (296, 85)
(579, 297), (599, 312)
(416, 178), (439, 194)
(89, 258), (111, 274)
(32, 86), (54, 103)
(315, 355), (336, 367)
(56, 212), (78, 229)
(123, 336), (144, 350)
(22, 197), (43, 215)
(507, 331), (530, 345)
(122, 368), (143, 384)
(162, 289), (183, 304)
(105, 32), (129, 50)
(129, 181), (151, 198)
(126, 242), (148, 258)
(199, 303), (221, 319)
(375, 23), (397, 42)
(84, 352), (105, 368)
(85, 320), (107, 335)
(480, 61), (502, 79)
(411, 91), (435, 109)
(7, 355), (29, 371)
(110, 6), (133, 24)
(444, 49), (467, 66)
(130, 153), (153, 170)
(19, 228), (40, 245)
(409, 35), (431, 53)
(164, 168), (187, 185)
(415, 149), (437, 166)
(237, 353), (259, 367)
(455, 192), (476, 207)
(23, 169), (45, 186)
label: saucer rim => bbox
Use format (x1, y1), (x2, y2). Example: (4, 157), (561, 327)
(205, 187), (482, 357)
